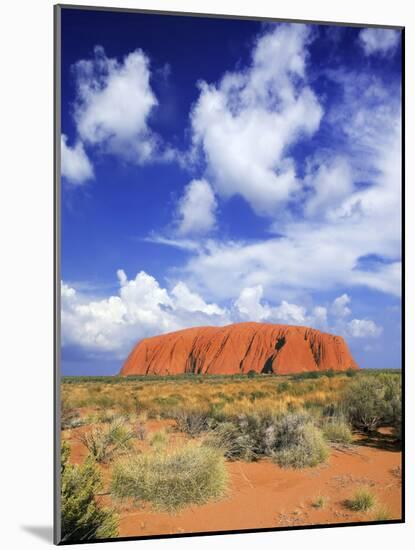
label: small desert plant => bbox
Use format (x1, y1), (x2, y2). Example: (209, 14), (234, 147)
(205, 413), (274, 461)
(149, 429), (169, 450)
(322, 417), (353, 445)
(345, 369), (357, 377)
(204, 420), (257, 461)
(61, 409), (84, 430)
(276, 381), (291, 394)
(61, 442), (118, 541)
(111, 443), (228, 512)
(96, 411), (118, 424)
(312, 495), (328, 509)
(173, 409), (211, 437)
(346, 488), (376, 512)
(372, 505), (391, 521)
(77, 418), (135, 463)
(267, 413), (328, 468)
(134, 420), (147, 441)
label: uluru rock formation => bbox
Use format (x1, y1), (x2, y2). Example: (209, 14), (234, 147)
(120, 322), (358, 376)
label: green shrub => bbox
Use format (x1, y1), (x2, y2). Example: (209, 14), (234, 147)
(345, 369), (357, 377)
(292, 371), (321, 380)
(61, 442), (118, 541)
(205, 412), (277, 461)
(249, 390), (268, 401)
(111, 443), (228, 512)
(276, 381), (291, 394)
(342, 375), (401, 432)
(265, 413), (328, 468)
(247, 370), (257, 378)
(205, 412), (328, 468)
(274, 423), (328, 468)
(205, 420), (258, 461)
(77, 418), (135, 463)
(322, 417), (353, 445)
(61, 409), (84, 430)
(346, 488), (376, 512)
(174, 409), (212, 437)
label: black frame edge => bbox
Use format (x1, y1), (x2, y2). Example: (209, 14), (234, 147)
(54, 3), (62, 546)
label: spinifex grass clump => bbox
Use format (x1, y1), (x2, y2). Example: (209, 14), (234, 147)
(322, 416), (353, 445)
(111, 443), (228, 513)
(77, 417), (135, 463)
(61, 442), (118, 541)
(312, 495), (328, 509)
(346, 488), (376, 512)
(372, 505), (391, 521)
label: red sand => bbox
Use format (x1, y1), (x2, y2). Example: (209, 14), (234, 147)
(64, 423), (401, 537)
(112, 442), (401, 536)
(121, 322), (358, 376)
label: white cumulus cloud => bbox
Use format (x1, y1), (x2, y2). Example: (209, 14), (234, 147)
(176, 179), (217, 235)
(177, 68), (402, 302)
(61, 271), (229, 357)
(62, 274), (382, 361)
(73, 46), (168, 164)
(234, 285), (328, 329)
(305, 156), (354, 218)
(347, 318), (383, 338)
(359, 28), (400, 56)
(235, 285), (271, 321)
(171, 282), (224, 315)
(331, 294), (352, 318)
(61, 134), (94, 185)
(190, 24), (323, 216)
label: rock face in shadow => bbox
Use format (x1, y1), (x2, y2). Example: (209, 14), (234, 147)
(120, 322), (358, 376)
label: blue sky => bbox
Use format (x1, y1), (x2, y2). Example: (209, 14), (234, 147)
(60, 8), (402, 375)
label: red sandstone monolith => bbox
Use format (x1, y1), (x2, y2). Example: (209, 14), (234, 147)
(120, 322), (358, 376)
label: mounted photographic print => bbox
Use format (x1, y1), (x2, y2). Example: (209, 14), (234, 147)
(54, 4), (404, 544)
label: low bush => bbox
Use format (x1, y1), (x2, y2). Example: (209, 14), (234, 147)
(205, 412), (328, 468)
(346, 488), (376, 512)
(111, 443), (228, 512)
(77, 418), (135, 463)
(173, 409), (212, 437)
(61, 442), (118, 541)
(61, 409), (84, 430)
(322, 417), (353, 445)
(274, 423), (328, 468)
(265, 413), (328, 468)
(276, 381), (291, 394)
(342, 375), (401, 432)
(345, 369), (357, 377)
(205, 420), (258, 461)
